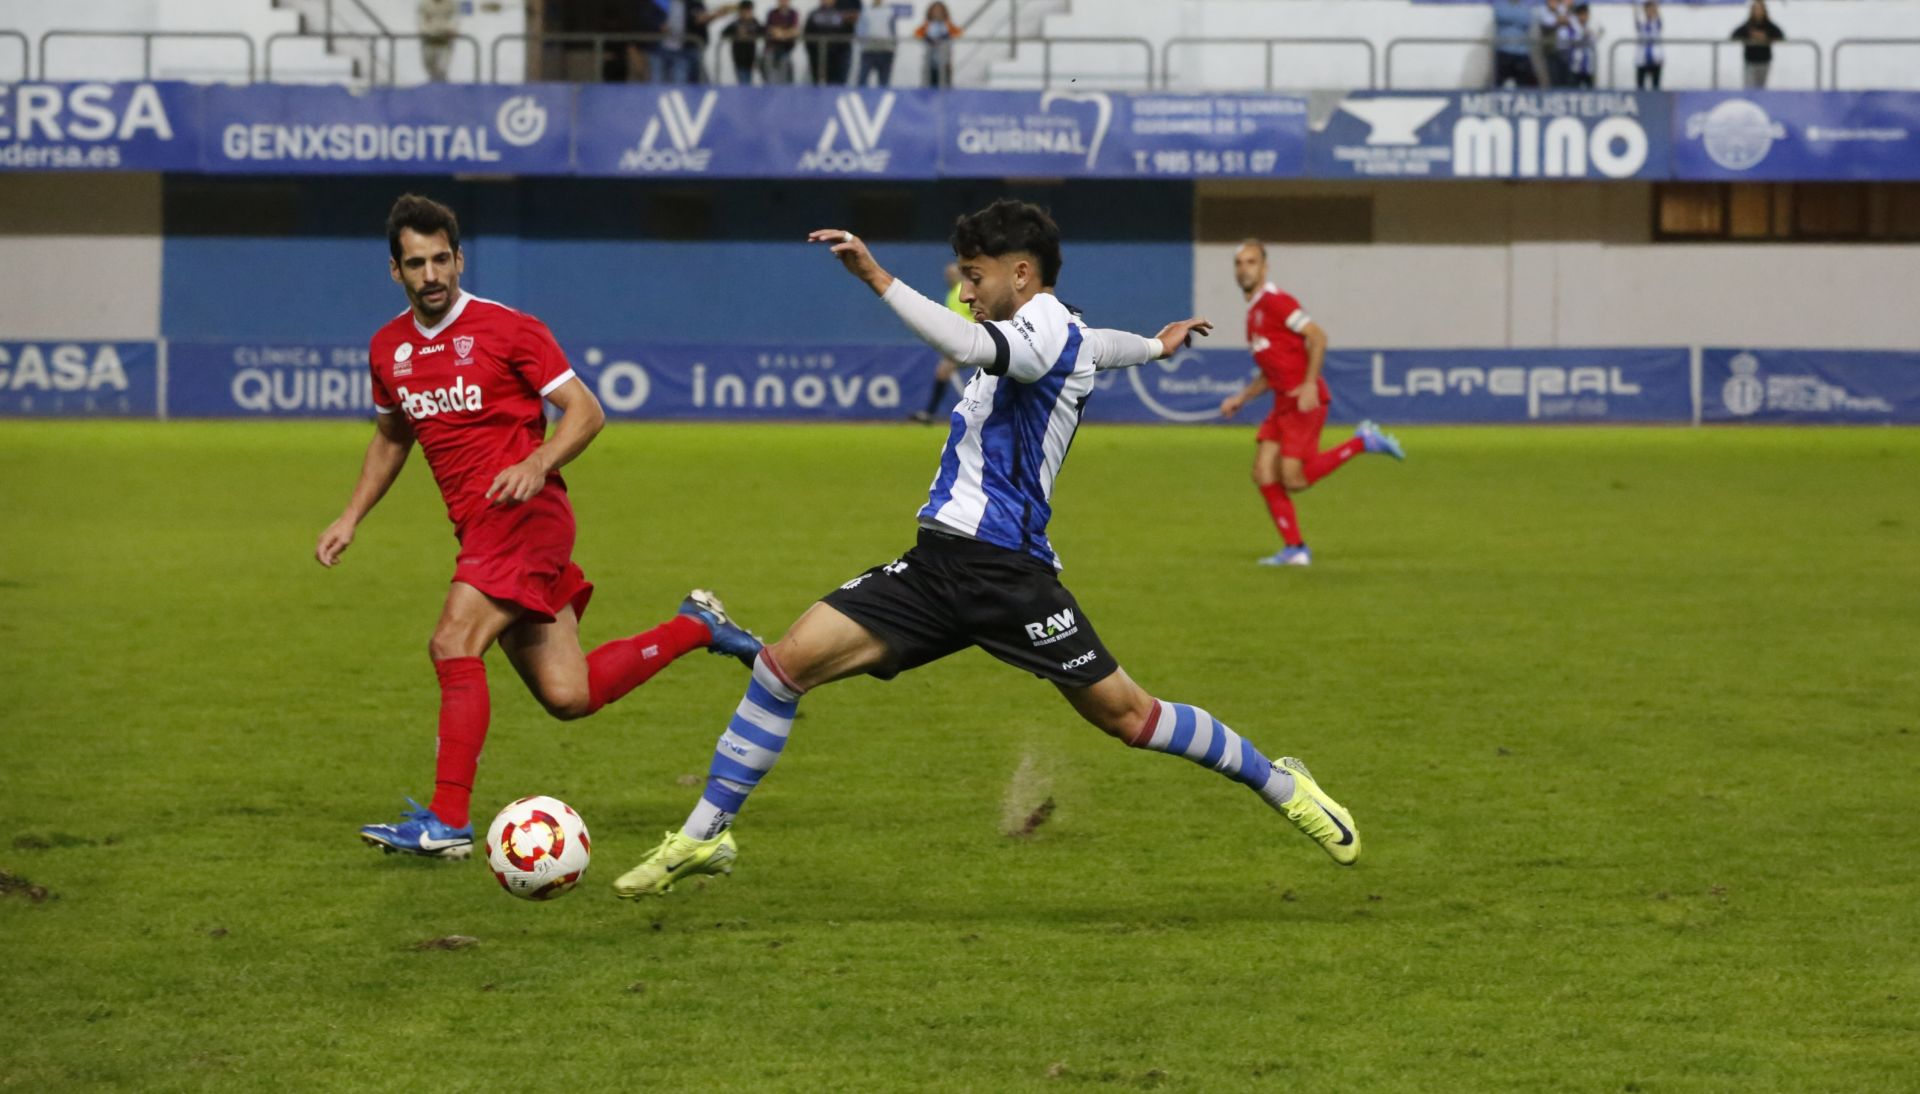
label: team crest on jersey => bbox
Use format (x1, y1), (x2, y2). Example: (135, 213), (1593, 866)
(394, 343), (413, 364)
(453, 335), (476, 365)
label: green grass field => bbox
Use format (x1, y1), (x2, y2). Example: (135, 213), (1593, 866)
(2, 421), (1916, 1092)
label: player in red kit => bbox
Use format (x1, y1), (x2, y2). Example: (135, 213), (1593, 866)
(315, 194), (762, 860)
(1219, 239), (1404, 566)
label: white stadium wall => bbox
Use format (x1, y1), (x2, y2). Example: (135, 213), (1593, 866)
(0, 174), (162, 340)
(1191, 181), (1920, 350)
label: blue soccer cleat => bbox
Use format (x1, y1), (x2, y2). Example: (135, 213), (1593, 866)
(1356, 420), (1406, 461)
(359, 798), (473, 860)
(1258, 545), (1313, 567)
(680, 589), (764, 667)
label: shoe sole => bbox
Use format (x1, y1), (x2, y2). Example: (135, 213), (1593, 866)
(359, 833), (472, 861)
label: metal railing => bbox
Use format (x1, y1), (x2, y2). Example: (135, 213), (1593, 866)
(37, 30), (257, 82)
(265, 32), (481, 84)
(492, 32), (690, 84)
(1831, 38), (1920, 90)
(501, 32), (1152, 90)
(1160, 37), (1377, 92)
(1606, 36), (1823, 89)
(1383, 36), (1498, 90)
(0, 30), (28, 79)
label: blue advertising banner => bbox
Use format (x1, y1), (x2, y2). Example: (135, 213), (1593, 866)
(1328, 347), (1693, 423)
(1672, 93), (1920, 181)
(0, 82), (199, 171)
(168, 341), (378, 417)
(0, 340), (158, 416)
(1701, 348), (1920, 423)
(575, 86), (938, 179)
(568, 342), (936, 420)
(939, 91), (1308, 178)
(199, 84), (572, 174)
(1307, 91), (1669, 179)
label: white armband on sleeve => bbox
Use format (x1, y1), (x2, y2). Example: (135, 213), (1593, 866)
(1284, 309), (1312, 335)
(881, 279), (998, 367)
(1082, 326), (1164, 372)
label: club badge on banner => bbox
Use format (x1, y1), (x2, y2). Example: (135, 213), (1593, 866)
(1307, 91), (1669, 179)
(1673, 92), (1920, 181)
(575, 86), (938, 179)
(0, 340), (158, 416)
(168, 341), (378, 417)
(200, 84), (572, 174)
(0, 82), (199, 171)
(1327, 348), (1693, 423)
(938, 91), (1307, 178)
(1701, 348), (1920, 423)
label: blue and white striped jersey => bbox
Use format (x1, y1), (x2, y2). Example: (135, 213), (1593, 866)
(917, 293), (1098, 569)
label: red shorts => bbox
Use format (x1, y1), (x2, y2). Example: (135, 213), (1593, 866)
(1256, 403), (1329, 461)
(452, 489), (594, 624)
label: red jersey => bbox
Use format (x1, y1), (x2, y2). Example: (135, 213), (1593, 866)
(369, 292), (576, 531)
(1246, 282), (1317, 395)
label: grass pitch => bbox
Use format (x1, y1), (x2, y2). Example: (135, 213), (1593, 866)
(1, 421), (1916, 1092)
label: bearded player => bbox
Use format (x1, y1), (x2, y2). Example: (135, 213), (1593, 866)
(613, 201), (1360, 899)
(316, 194), (762, 861)
(1219, 239), (1404, 567)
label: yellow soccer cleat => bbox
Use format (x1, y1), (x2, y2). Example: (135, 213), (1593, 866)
(612, 829), (738, 898)
(1277, 757), (1361, 866)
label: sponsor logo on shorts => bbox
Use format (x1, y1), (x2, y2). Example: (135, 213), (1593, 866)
(883, 560), (909, 576)
(1060, 650), (1099, 671)
(1024, 609), (1079, 647)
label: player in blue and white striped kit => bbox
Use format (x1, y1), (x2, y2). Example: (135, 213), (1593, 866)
(614, 200), (1363, 899)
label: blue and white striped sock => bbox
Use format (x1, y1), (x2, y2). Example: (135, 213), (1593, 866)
(1129, 700), (1295, 808)
(680, 652), (801, 840)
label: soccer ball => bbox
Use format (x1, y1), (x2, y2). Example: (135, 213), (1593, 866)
(485, 795), (591, 901)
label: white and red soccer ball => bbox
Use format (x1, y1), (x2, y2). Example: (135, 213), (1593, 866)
(485, 795), (591, 901)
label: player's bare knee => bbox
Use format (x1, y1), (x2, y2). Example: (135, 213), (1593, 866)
(541, 685), (593, 721)
(1282, 471), (1310, 493)
(1251, 464), (1277, 487)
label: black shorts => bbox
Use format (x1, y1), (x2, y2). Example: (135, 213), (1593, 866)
(820, 528), (1118, 688)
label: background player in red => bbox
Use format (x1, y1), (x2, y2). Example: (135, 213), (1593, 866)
(1219, 239), (1404, 567)
(314, 194), (762, 860)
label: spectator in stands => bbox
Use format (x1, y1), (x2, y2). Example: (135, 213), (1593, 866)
(592, 0), (658, 83)
(659, 0), (723, 84)
(722, 2), (762, 84)
(1731, 0), (1785, 89)
(828, 0), (864, 84)
(1530, 0), (1568, 88)
(804, 0), (844, 84)
(1634, 0), (1664, 89)
(1491, 0), (1537, 89)
(1563, 3), (1598, 89)
(855, 0), (899, 87)
(418, 0), (458, 82)
(916, 2), (963, 88)
(762, 0), (802, 82)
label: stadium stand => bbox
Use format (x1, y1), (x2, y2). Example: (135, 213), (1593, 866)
(4, 0), (1919, 89)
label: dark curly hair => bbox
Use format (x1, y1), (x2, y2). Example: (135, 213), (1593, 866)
(950, 199), (1062, 287)
(386, 193), (461, 261)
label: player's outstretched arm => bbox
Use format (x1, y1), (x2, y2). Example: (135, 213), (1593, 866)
(485, 377), (605, 507)
(316, 412), (414, 568)
(1084, 319), (1213, 373)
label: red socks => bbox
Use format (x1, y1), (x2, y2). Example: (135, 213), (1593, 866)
(1304, 437), (1364, 485)
(427, 657), (489, 829)
(1258, 483), (1304, 547)
(585, 614), (710, 714)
